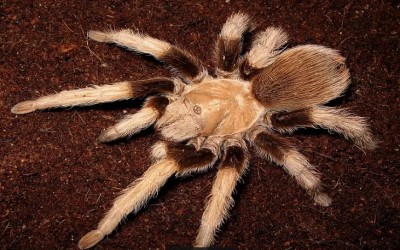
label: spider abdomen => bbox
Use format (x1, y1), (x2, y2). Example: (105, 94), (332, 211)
(251, 45), (350, 111)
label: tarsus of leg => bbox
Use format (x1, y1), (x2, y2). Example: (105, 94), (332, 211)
(78, 159), (178, 250)
(194, 167), (241, 247)
(220, 12), (253, 39)
(88, 29), (171, 58)
(282, 150), (331, 206)
(98, 107), (158, 142)
(11, 82), (132, 114)
(246, 27), (288, 68)
(310, 106), (377, 150)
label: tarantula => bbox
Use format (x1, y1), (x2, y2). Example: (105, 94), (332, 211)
(11, 13), (375, 249)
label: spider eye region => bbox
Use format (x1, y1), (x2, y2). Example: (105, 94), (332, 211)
(193, 105), (202, 114)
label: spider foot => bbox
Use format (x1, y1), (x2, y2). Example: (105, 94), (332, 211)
(11, 100), (36, 114)
(87, 30), (110, 43)
(312, 192), (332, 207)
(78, 229), (104, 250)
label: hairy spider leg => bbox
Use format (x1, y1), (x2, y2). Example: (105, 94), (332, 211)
(88, 30), (207, 82)
(240, 26), (288, 79)
(195, 139), (249, 247)
(248, 126), (331, 206)
(215, 12), (255, 77)
(11, 78), (176, 114)
(99, 96), (170, 142)
(266, 106), (376, 150)
(79, 140), (220, 249)
(78, 158), (178, 250)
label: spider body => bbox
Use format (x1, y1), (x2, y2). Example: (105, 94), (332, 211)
(11, 13), (375, 249)
(158, 78), (263, 141)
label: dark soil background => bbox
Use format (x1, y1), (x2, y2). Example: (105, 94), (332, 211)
(1, 0), (399, 249)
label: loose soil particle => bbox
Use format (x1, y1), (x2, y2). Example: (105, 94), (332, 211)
(1, 0), (399, 249)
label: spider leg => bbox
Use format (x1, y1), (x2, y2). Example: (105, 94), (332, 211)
(11, 77), (179, 114)
(215, 12), (255, 77)
(99, 96), (169, 142)
(265, 106), (376, 150)
(78, 157), (178, 250)
(248, 126), (331, 206)
(78, 140), (220, 249)
(195, 138), (249, 247)
(88, 30), (207, 82)
(240, 26), (288, 79)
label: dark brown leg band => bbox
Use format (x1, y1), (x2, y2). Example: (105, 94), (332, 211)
(216, 38), (242, 72)
(160, 47), (205, 81)
(146, 96), (170, 117)
(166, 143), (216, 172)
(253, 129), (294, 162)
(219, 145), (248, 173)
(270, 109), (314, 129)
(130, 78), (175, 98)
